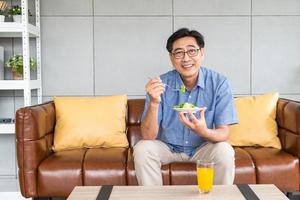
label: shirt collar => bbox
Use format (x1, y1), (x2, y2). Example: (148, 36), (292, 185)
(198, 67), (205, 89)
(174, 67), (205, 90)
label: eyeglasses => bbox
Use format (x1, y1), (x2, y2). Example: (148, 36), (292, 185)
(172, 48), (200, 59)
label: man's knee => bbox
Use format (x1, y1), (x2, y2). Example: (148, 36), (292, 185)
(211, 142), (235, 164)
(133, 140), (159, 163)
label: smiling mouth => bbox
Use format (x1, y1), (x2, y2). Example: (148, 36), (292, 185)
(182, 64), (193, 69)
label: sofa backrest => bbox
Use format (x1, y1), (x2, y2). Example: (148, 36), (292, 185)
(126, 98), (294, 149)
(276, 98), (300, 157)
(127, 99), (145, 148)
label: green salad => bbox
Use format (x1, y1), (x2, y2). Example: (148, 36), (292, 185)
(173, 103), (196, 109)
(180, 85), (186, 93)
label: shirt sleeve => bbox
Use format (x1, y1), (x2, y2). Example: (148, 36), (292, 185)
(213, 78), (239, 127)
(141, 94), (163, 125)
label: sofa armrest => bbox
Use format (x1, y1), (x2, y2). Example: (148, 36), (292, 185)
(16, 101), (56, 197)
(277, 98), (300, 158)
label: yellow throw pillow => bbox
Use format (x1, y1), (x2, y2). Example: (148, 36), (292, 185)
(53, 95), (129, 152)
(229, 92), (281, 149)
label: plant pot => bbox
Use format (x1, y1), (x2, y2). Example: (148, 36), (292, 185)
(13, 15), (21, 23)
(12, 70), (23, 80)
(0, 15), (4, 22)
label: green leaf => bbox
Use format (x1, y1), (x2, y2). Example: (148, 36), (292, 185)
(180, 85), (186, 93)
(5, 55), (37, 75)
(173, 103), (196, 108)
(6, 5), (32, 16)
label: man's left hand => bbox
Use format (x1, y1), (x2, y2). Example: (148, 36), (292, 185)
(178, 108), (211, 138)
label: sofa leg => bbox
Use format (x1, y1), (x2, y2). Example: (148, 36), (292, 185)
(289, 192), (300, 200)
(286, 192), (294, 199)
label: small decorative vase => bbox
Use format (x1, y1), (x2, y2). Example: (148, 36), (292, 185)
(13, 15), (22, 23)
(12, 70), (23, 80)
(0, 15), (5, 22)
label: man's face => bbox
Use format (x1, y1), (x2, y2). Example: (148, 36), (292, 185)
(169, 36), (204, 80)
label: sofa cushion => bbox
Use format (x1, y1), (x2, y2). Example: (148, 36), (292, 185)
(168, 156), (256, 186)
(53, 95), (129, 152)
(169, 162), (197, 185)
(244, 147), (299, 192)
(83, 148), (127, 185)
(38, 149), (86, 197)
(127, 126), (142, 148)
(234, 147), (256, 184)
(229, 92), (281, 149)
(127, 99), (145, 125)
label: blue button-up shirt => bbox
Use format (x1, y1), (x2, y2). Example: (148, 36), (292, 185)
(142, 67), (239, 157)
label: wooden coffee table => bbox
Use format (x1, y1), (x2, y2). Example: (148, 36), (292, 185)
(67, 184), (288, 200)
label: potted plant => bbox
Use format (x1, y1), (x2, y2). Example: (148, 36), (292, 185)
(0, 1), (7, 22)
(7, 5), (32, 23)
(6, 55), (37, 80)
(7, 5), (21, 22)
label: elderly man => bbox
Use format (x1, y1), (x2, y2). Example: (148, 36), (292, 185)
(133, 28), (238, 186)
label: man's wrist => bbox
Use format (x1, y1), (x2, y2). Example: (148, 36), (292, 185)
(149, 101), (160, 108)
(204, 128), (212, 137)
(197, 127), (211, 139)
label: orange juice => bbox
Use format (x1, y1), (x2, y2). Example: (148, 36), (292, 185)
(197, 167), (214, 193)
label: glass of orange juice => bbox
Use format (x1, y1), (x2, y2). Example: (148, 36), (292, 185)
(196, 160), (214, 193)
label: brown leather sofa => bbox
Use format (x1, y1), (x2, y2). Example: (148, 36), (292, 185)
(16, 98), (300, 198)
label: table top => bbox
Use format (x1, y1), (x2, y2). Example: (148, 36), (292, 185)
(67, 184), (289, 200)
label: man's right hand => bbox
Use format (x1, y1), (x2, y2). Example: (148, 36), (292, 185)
(146, 77), (165, 105)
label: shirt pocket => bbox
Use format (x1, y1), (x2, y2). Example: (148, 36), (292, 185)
(204, 110), (215, 129)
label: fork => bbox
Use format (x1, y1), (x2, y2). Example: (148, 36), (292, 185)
(164, 83), (178, 91)
(147, 77), (177, 91)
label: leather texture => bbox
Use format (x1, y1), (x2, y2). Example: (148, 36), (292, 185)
(38, 148), (86, 197)
(83, 148), (127, 186)
(16, 98), (300, 198)
(276, 99), (300, 189)
(234, 147), (256, 184)
(243, 147), (299, 192)
(16, 101), (55, 197)
(170, 162), (197, 185)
